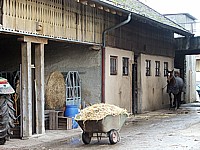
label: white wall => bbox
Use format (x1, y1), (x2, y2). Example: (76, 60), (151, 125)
(137, 54), (173, 113)
(185, 55), (196, 102)
(196, 72), (200, 84)
(105, 47), (134, 113)
(196, 56), (200, 85)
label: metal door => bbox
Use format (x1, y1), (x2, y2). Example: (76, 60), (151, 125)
(65, 71), (81, 106)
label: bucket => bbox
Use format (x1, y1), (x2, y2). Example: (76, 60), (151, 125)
(64, 105), (79, 129)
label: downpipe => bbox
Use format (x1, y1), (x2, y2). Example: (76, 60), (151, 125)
(101, 13), (132, 103)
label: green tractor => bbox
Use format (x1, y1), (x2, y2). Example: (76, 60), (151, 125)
(0, 77), (16, 145)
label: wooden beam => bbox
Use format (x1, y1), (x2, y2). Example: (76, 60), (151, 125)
(104, 7), (110, 12)
(21, 41), (32, 138)
(18, 36), (48, 44)
(89, 3), (95, 7)
(35, 43), (45, 135)
(111, 10), (117, 15)
(79, 0), (88, 5)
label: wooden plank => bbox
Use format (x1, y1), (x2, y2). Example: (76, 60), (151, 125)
(45, 110), (51, 130)
(16, 0), (26, 31)
(2, 0), (8, 28)
(1, 0), (104, 43)
(58, 116), (72, 130)
(35, 43), (45, 134)
(65, 0), (70, 38)
(18, 36), (48, 44)
(49, 110), (64, 130)
(2, 0), (16, 29)
(43, 0), (50, 36)
(49, 111), (54, 130)
(49, 0), (53, 35)
(21, 41), (32, 138)
(25, 0), (32, 32)
(10, 0), (16, 29)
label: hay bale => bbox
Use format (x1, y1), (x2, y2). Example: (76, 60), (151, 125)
(45, 71), (66, 110)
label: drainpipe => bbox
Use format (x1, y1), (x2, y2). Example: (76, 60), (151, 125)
(101, 13), (132, 103)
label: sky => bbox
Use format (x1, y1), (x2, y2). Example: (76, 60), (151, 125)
(139, 0), (200, 35)
(139, 0), (199, 19)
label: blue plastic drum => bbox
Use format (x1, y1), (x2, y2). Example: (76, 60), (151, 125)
(64, 105), (79, 129)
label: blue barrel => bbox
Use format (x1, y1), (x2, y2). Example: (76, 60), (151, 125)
(64, 105), (79, 129)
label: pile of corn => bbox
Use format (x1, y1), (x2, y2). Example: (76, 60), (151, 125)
(75, 103), (128, 121)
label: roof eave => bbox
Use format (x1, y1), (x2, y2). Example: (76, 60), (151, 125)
(130, 12), (193, 36)
(90, 0), (193, 37)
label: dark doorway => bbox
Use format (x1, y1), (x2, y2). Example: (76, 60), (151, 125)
(132, 55), (138, 114)
(32, 44), (37, 134)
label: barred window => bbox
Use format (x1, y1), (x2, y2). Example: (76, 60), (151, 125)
(110, 56), (118, 75)
(122, 57), (129, 76)
(164, 62), (168, 77)
(155, 61), (160, 76)
(146, 60), (151, 76)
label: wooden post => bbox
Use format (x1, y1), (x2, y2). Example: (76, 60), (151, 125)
(35, 43), (45, 134)
(21, 41), (32, 138)
(19, 36), (48, 138)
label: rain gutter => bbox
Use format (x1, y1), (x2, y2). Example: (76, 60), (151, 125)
(101, 13), (131, 103)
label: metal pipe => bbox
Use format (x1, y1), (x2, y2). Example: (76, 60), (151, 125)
(101, 13), (132, 103)
(102, 13), (132, 48)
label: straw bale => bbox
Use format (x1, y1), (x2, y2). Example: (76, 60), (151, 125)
(45, 71), (66, 110)
(75, 103), (129, 121)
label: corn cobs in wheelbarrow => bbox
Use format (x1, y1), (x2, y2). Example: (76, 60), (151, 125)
(75, 103), (128, 145)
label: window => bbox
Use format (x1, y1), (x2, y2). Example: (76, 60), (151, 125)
(122, 57), (129, 76)
(110, 56), (117, 75)
(146, 60), (151, 76)
(155, 61), (160, 76)
(164, 62), (168, 76)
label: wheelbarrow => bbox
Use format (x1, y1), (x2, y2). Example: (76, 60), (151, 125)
(76, 114), (127, 145)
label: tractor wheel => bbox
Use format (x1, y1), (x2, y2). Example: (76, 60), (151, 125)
(0, 95), (16, 144)
(0, 138), (6, 145)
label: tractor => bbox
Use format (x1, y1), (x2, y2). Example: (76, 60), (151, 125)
(0, 77), (16, 145)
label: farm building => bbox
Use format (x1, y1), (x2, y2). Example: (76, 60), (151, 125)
(0, 0), (193, 139)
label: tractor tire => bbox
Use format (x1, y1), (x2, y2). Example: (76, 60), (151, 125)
(0, 95), (16, 145)
(0, 138), (6, 145)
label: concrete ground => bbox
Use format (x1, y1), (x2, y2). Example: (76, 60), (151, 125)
(1, 102), (200, 150)
(1, 127), (82, 149)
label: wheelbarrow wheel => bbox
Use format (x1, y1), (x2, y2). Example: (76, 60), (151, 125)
(82, 132), (91, 144)
(109, 129), (120, 144)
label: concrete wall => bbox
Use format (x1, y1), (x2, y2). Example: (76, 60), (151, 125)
(0, 36), (102, 108)
(196, 56), (200, 85)
(137, 54), (173, 113)
(44, 41), (102, 106)
(185, 55), (196, 102)
(105, 47), (134, 113)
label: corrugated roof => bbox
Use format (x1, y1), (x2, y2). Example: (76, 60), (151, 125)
(97, 0), (192, 35)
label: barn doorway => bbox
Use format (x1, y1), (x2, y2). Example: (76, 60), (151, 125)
(132, 55), (138, 114)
